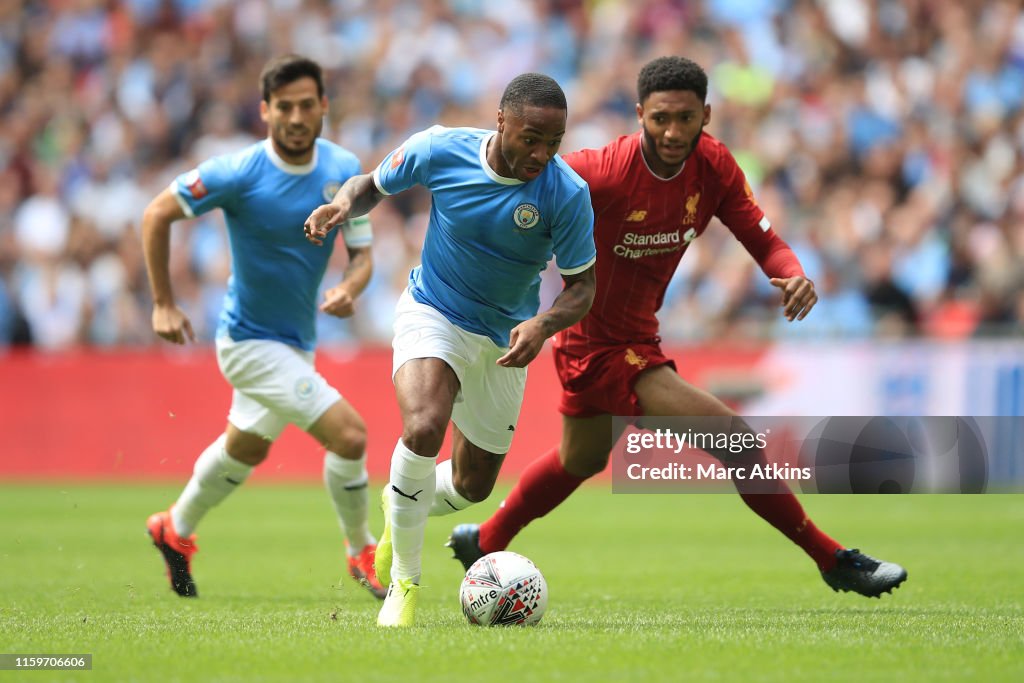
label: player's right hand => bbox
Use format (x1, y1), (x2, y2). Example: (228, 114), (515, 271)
(496, 319), (548, 368)
(769, 276), (818, 321)
(152, 304), (196, 345)
(303, 203), (346, 246)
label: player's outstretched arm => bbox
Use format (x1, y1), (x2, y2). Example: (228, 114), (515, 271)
(304, 173), (384, 246)
(769, 276), (818, 322)
(726, 214), (816, 322)
(497, 265), (596, 368)
(320, 245), (373, 318)
(141, 188), (196, 345)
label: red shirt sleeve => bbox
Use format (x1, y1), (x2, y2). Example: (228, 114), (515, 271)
(713, 147), (804, 280)
(562, 147), (616, 215)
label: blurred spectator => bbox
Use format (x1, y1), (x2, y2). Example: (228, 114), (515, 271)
(861, 240), (919, 337)
(1, 0), (1023, 350)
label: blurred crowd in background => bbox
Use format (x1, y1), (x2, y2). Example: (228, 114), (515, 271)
(2, 0), (1024, 351)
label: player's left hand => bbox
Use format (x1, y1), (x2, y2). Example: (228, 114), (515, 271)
(304, 202), (346, 245)
(320, 285), (356, 317)
(497, 319), (548, 368)
(769, 276), (817, 321)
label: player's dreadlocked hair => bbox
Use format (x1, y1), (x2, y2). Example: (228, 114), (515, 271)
(260, 54), (325, 102)
(637, 56), (708, 104)
(500, 73), (567, 115)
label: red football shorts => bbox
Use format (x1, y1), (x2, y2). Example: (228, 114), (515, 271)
(553, 336), (675, 418)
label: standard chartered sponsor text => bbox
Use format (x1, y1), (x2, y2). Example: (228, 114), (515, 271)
(614, 230), (686, 259)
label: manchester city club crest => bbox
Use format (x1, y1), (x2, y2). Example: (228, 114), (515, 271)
(513, 203), (540, 231)
(294, 377), (316, 400)
(322, 181), (342, 203)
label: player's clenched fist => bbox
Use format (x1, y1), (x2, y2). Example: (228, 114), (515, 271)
(152, 303), (196, 345)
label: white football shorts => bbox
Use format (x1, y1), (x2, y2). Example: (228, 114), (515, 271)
(392, 288), (526, 454)
(215, 335), (341, 441)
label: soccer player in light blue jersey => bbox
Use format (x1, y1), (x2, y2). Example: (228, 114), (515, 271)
(305, 73), (597, 626)
(140, 55), (386, 600)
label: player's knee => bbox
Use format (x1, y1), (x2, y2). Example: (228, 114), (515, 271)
(574, 460), (607, 478)
(225, 438), (271, 466)
(453, 472), (496, 503)
(401, 415), (447, 456)
(326, 421), (367, 460)
(561, 450), (608, 478)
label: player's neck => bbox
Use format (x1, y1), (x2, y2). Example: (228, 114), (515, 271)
(485, 134), (514, 178)
(269, 137), (315, 166)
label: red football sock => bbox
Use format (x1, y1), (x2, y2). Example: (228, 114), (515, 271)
(478, 446), (586, 554)
(733, 454), (843, 571)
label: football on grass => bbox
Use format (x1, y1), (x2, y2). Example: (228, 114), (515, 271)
(459, 551), (548, 626)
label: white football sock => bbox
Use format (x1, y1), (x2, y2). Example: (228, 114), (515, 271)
(388, 439), (437, 583)
(323, 451), (374, 553)
(428, 459), (474, 516)
(172, 434), (253, 536)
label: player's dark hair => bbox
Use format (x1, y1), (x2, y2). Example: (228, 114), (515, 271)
(260, 54), (325, 102)
(499, 73), (567, 115)
(637, 56), (708, 104)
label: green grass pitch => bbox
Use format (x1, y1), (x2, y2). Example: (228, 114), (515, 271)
(1, 484), (1021, 682)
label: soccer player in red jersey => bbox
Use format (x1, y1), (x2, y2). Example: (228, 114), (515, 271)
(448, 56), (907, 598)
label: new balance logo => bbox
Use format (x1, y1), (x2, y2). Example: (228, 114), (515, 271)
(391, 485), (423, 502)
(625, 210), (647, 222)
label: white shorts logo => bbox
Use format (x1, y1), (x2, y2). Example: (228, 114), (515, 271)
(513, 203), (540, 230)
(294, 377), (316, 400)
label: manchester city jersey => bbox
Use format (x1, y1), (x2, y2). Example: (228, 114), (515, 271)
(171, 138), (371, 350)
(373, 126), (595, 346)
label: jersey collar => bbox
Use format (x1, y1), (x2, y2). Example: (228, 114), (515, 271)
(264, 139), (318, 175)
(480, 133), (524, 185)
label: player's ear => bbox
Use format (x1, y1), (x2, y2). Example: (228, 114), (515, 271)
(635, 102), (644, 126)
(259, 99), (270, 124)
(703, 104), (711, 127)
(497, 108), (505, 133)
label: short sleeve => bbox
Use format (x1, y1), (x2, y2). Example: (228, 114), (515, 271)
(171, 155), (238, 217)
(372, 127), (435, 196)
(552, 186), (596, 275)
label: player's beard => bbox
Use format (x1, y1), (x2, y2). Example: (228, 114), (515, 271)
(642, 124), (703, 171)
(274, 121), (322, 162)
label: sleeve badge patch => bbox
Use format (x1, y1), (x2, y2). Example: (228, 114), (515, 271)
(390, 146), (406, 169)
(183, 169), (208, 199)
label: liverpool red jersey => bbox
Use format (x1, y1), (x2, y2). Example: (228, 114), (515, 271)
(558, 131), (802, 348)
